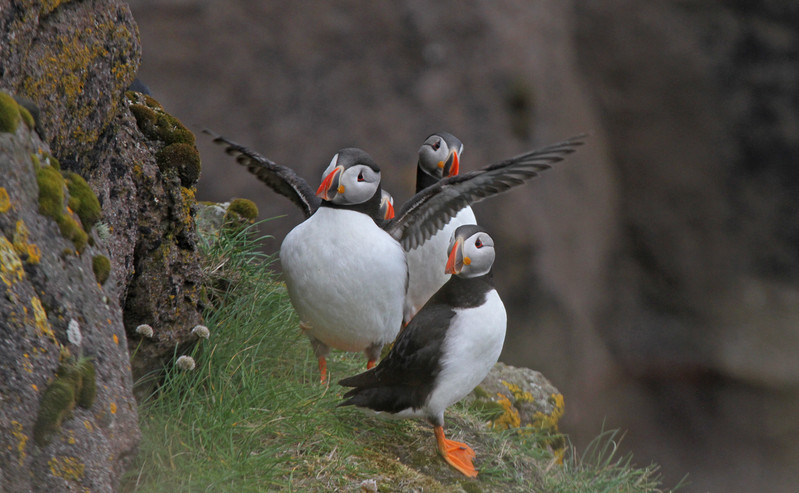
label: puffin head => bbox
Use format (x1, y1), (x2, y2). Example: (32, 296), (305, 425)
(316, 148), (382, 206)
(445, 225), (495, 278)
(418, 131), (463, 180)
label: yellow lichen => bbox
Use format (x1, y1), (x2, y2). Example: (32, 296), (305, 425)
(0, 187), (10, 213)
(13, 220), (40, 264)
(25, 244), (41, 265)
(30, 295), (56, 343)
(532, 393), (565, 432)
(501, 380), (536, 404)
(109, 402), (117, 414)
(20, 18), (138, 151)
(10, 420), (28, 465)
(491, 393), (521, 430)
(0, 236), (25, 287)
(48, 455), (85, 482)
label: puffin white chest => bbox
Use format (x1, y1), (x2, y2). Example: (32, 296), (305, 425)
(426, 289), (507, 416)
(404, 206), (477, 321)
(280, 207), (407, 352)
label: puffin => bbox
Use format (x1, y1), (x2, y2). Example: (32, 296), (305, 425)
(339, 224), (505, 478)
(279, 148), (407, 383)
(206, 130), (584, 382)
(404, 132), (476, 324)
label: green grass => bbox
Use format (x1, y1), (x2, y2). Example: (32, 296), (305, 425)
(121, 224), (682, 492)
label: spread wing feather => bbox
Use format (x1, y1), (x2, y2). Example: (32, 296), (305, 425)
(204, 129), (320, 218)
(386, 135), (586, 250)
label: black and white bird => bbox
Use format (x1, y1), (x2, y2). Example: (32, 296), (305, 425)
(405, 132), (476, 324)
(339, 225), (505, 478)
(280, 148), (406, 383)
(206, 130), (583, 382)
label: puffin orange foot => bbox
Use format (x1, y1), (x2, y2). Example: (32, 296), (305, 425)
(434, 426), (477, 477)
(366, 359), (376, 370)
(318, 356), (328, 384)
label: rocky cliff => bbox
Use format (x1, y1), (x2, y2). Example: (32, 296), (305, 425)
(0, 0), (205, 489)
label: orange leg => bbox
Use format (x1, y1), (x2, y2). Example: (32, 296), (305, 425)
(366, 359), (376, 370)
(318, 356), (328, 384)
(434, 426), (477, 477)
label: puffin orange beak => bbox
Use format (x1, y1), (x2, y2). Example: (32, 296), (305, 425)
(316, 166), (343, 201)
(384, 198), (395, 220)
(445, 238), (463, 274)
(443, 149), (459, 177)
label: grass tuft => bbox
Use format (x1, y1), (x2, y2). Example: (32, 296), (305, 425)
(122, 223), (683, 492)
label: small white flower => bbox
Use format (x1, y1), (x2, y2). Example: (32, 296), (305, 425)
(135, 324), (154, 338)
(360, 479), (378, 493)
(94, 222), (111, 241)
(67, 319), (82, 347)
(176, 355), (196, 371)
(191, 325), (210, 339)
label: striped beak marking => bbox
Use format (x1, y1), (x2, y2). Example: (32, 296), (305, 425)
(441, 149), (460, 177)
(383, 198), (395, 220)
(446, 237), (468, 274)
(316, 165), (344, 201)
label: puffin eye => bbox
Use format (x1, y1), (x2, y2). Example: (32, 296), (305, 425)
(357, 171), (365, 182)
(432, 139), (441, 151)
(475, 238), (483, 248)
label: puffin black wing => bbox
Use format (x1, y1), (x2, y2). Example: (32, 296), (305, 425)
(338, 304), (454, 413)
(385, 135), (586, 251)
(204, 129), (321, 218)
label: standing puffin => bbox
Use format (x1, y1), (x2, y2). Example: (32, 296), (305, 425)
(206, 130), (583, 382)
(280, 148), (407, 383)
(405, 132), (476, 324)
(339, 225), (505, 478)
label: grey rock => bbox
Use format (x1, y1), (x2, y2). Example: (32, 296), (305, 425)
(0, 116), (138, 493)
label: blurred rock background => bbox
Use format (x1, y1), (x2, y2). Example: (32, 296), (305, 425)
(129, 1), (799, 491)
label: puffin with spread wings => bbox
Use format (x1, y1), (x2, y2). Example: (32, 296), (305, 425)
(206, 130), (584, 382)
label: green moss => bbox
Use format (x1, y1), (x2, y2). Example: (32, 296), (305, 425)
(472, 385), (490, 399)
(35, 165), (92, 252)
(56, 215), (88, 253)
(19, 105), (35, 130)
(156, 142), (202, 187)
(33, 379), (76, 446)
(226, 198), (259, 221)
(461, 481), (484, 493)
(0, 92), (21, 133)
(75, 359), (96, 408)
(65, 172), (102, 229)
(129, 103), (157, 137)
(156, 112), (195, 145)
(45, 154), (61, 170)
(129, 100), (195, 146)
(36, 165), (66, 218)
(92, 255), (111, 285)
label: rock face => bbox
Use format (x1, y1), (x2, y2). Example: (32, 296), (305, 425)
(0, 103), (139, 492)
(0, 0), (205, 489)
